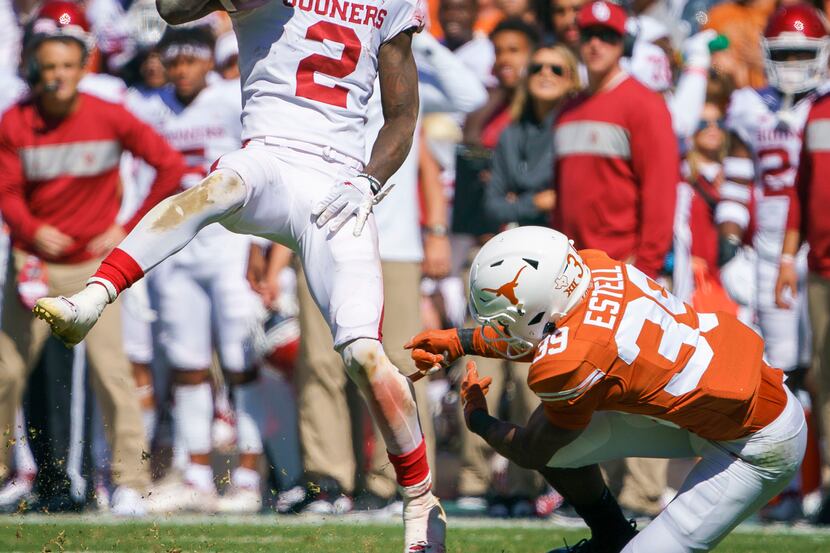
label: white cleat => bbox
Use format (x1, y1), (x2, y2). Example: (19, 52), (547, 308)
(33, 289), (107, 347)
(110, 486), (147, 517)
(145, 481), (218, 514)
(403, 492), (446, 553)
(216, 485), (262, 514)
(0, 472), (35, 509)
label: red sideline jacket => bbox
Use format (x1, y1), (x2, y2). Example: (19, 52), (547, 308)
(787, 92), (830, 278)
(0, 93), (186, 263)
(551, 74), (679, 278)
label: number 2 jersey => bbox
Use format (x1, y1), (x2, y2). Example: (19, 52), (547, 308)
(230, 0), (425, 163)
(725, 86), (817, 260)
(527, 250), (787, 441)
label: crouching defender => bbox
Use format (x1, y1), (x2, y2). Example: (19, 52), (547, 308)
(407, 226), (805, 553)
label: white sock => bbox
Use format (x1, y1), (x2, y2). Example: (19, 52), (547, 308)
(173, 382), (213, 456)
(233, 381), (264, 455)
(172, 437), (189, 473)
(13, 410), (36, 476)
(402, 472), (433, 500)
(232, 467), (261, 490)
(184, 463), (214, 492)
(142, 409), (157, 445)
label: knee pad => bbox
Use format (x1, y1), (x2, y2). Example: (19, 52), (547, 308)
(202, 169), (248, 210)
(340, 338), (385, 383)
(341, 338), (419, 381)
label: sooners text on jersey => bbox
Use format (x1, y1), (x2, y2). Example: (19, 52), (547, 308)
(230, 0), (425, 163)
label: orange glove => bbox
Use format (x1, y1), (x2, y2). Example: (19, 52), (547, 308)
(460, 360), (492, 424)
(404, 328), (465, 377)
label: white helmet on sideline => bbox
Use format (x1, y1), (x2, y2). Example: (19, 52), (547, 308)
(468, 227), (591, 359)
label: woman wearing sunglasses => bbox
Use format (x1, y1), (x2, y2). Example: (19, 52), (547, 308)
(483, 44), (581, 229)
(673, 100), (742, 316)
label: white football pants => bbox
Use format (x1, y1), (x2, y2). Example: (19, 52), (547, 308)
(548, 388), (806, 552)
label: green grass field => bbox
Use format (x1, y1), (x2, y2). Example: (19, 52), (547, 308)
(2, 516), (830, 553)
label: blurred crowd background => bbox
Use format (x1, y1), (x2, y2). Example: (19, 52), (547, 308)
(2, 0), (830, 528)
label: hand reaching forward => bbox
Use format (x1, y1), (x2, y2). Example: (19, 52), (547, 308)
(404, 328), (465, 379)
(460, 360), (492, 427)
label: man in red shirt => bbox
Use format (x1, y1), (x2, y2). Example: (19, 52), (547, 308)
(0, 3), (185, 514)
(550, 0), (680, 516)
(552, 1), (678, 279)
(776, 90), (830, 522)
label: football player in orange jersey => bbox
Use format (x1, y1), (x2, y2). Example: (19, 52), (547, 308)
(406, 226), (806, 553)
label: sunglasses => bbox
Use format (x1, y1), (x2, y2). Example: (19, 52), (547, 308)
(529, 62), (566, 77)
(695, 118), (726, 133)
(579, 27), (623, 45)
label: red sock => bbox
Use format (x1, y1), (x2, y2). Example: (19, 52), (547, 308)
(92, 248), (144, 294)
(388, 438), (429, 487)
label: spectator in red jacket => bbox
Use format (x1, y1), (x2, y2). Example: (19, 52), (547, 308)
(549, 0), (680, 517)
(551, 0), (679, 279)
(777, 91), (830, 522)
(0, 6), (185, 515)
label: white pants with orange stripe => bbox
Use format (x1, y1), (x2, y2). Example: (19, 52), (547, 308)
(547, 388), (806, 552)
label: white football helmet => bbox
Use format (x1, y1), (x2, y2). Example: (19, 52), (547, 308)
(468, 227), (591, 359)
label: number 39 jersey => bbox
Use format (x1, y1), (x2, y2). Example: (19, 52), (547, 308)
(231, 0), (425, 162)
(527, 250), (788, 441)
(726, 87), (815, 260)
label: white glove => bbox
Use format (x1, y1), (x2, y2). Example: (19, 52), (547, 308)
(311, 174), (394, 237)
(683, 29), (717, 71)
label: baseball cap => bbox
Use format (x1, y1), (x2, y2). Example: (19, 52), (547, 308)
(577, 1), (627, 36)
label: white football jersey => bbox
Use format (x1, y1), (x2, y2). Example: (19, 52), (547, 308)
(126, 79), (249, 267)
(726, 87), (816, 259)
(231, 0), (425, 163)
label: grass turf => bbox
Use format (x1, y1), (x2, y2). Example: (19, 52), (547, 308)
(2, 516), (830, 553)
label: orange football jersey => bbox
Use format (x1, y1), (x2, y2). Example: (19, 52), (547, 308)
(527, 250), (787, 441)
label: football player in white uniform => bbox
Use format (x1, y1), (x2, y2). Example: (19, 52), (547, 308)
(124, 27), (265, 514)
(717, 4), (828, 381)
(33, 0), (445, 549)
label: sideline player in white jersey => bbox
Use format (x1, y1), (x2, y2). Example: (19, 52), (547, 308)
(125, 27), (265, 514)
(32, 0), (445, 549)
(717, 4), (828, 381)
